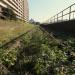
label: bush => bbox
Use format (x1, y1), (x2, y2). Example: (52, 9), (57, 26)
(2, 7), (17, 20)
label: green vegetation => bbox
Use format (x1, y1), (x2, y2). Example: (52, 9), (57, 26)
(0, 26), (75, 75)
(0, 20), (35, 46)
(2, 7), (16, 20)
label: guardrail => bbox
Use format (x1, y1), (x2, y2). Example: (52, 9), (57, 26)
(47, 3), (75, 23)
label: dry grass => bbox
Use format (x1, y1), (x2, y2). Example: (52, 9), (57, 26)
(0, 19), (35, 45)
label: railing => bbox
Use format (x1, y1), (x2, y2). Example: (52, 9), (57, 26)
(47, 3), (75, 23)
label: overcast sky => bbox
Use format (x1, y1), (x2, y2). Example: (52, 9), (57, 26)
(28, 0), (75, 22)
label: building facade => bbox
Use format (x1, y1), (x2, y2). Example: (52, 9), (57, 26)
(0, 0), (29, 22)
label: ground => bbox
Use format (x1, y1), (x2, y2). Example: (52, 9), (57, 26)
(0, 20), (35, 46)
(0, 20), (75, 75)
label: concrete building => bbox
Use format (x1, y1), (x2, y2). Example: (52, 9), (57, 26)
(0, 0), (29, 22)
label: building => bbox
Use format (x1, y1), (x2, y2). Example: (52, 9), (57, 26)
(0, 0), (29, 22)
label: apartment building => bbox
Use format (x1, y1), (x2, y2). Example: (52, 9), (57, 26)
(0, 0), (29, 22)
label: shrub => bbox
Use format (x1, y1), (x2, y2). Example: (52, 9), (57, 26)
(2, 7), (17, 20)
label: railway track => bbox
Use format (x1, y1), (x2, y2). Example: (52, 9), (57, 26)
(0, 28), (35, 49)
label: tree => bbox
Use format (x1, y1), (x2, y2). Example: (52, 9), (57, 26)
(29, 18), (35, 24)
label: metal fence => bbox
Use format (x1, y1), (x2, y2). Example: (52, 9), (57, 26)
(47, 3), (75, 23)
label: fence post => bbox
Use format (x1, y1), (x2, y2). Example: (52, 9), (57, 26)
(57, 14), (58, 22)
(54, 16), (55, 22)
(50, 20), (51, 23)
(69, 6), (71, 20)
(62, 11), (63, 21)
(73, 12), (74, 19)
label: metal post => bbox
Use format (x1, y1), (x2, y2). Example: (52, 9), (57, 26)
(57, 14), (58, 22)
(54, 16), (55, 22)
(62, 11), (63, 21)
(73, 12), (74, 19)
(69, 6), (71, 20)
(50, 20), (52, 23)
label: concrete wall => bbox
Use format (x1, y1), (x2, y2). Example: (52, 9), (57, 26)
(41, 20), (75, 33)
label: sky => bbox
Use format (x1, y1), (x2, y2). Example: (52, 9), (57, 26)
(28, 0), (75, 23)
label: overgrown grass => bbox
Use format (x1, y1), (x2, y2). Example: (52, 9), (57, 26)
(0, 19), (35, 45)
(0, 26), (75, 75)
(0, 27), (75, 75)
